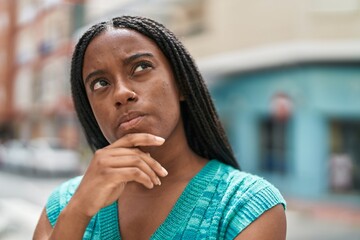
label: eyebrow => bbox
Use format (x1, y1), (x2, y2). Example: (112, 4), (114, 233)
(123, 52), (154, 65)
(84, 70), (106, 85)
(83, 52), (155, 84)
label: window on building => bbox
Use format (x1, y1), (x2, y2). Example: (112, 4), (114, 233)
(259, 118), (288, 174)
(329, 120), (360, 193)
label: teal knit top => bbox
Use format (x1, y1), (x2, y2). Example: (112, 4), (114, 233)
(46, 160), (286, 239)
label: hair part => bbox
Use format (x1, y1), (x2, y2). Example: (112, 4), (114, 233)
(70, 16), (240, 169)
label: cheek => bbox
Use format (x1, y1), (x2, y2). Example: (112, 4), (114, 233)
(160, 78), (180, 102)
(158, 81), (180, 110)
(89, 100), (114, 139)
(159, 80), (181, 118)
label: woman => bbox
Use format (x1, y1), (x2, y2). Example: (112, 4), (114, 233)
(34, 16), (286, 239)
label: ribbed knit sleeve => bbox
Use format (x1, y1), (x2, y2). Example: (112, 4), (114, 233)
(46, 185), (61, 227)
(224, 178), (286, 239)
(45, 176), (106, 239)
(45, 176), (83, 227)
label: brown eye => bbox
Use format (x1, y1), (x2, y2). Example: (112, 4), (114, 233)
(92, 79), (109, 91)
(134, 62), (152, 73)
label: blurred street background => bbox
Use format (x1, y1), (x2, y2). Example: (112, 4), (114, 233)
(0, 0), (360, 239)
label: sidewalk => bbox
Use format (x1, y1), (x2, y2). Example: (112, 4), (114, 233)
(286, 197), (360, 226)
(286, 197), (360, 240)
(0, 198), (42, 240)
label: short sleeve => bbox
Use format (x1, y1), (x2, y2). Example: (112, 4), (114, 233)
(45, 176), (83, 227)
(224, 177), (286, 239)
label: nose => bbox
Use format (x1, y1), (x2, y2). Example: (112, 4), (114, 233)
(113, 83), (137, 108)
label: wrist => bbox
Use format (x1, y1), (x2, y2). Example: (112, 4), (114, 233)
(50, 197), (93, 239)
(65, 197), (95, 221)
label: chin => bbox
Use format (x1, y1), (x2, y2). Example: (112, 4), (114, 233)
(113, 128), (151, 141)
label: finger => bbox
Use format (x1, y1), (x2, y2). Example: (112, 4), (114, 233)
(105, 133), (165, 149)
(104, 148), (168, 177)
(111, 167), (155, 189)
(141, 152), (168, 177)
(104, 155), (162, 186)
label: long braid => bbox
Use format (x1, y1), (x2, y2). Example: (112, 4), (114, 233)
(70, 16), (240, 169)
(71, 23), (108, 151)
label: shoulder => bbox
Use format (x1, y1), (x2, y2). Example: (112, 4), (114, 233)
(46, 176), (83, 227)
(234, 204), (286, 240)
(209, 160), (286, 238)
(212, 160), (285, 203)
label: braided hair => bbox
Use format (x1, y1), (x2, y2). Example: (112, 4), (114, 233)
(70, 16), (240, 169)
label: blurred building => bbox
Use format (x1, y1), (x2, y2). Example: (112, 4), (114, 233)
(210, 63), (360, 199)
(0, 1), (16, 141)
(9, 0), (85, 148)
(81, 0), (205, 37)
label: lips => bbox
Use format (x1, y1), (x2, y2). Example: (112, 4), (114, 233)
(117, 111), (145, 131)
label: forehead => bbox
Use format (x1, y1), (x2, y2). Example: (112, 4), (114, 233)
(84, 28), (162, 59)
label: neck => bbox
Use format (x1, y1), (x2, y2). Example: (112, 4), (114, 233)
(132, 122), (207, 193)
(140, 135), (205, 181)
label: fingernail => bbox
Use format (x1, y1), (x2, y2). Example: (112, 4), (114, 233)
(154, 136), (165, 143)
(161, 167), (168, 176)
(157, 177), (162, 186)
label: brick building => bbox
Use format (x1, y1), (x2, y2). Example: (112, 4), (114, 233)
(0, 1), (16, 141)
(8, 0), (85, 148)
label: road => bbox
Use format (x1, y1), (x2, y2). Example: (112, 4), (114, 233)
(0, 170), (68, 240)
(0, 170), (359, 240)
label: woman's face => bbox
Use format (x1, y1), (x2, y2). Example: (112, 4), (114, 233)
(82, 28), (183, 143)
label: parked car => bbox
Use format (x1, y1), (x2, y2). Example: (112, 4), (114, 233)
(1, 138), (81, 176)
(1, 140), (34, 172)
(29, 138), (82, 176)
